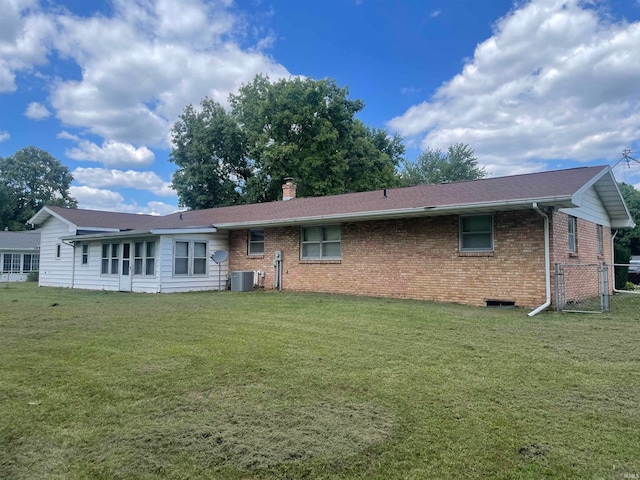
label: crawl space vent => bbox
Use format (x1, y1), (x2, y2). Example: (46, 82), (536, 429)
(485, 299), (516, 308)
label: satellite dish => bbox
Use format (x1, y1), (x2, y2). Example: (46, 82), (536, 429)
(211, 250), (228, 264)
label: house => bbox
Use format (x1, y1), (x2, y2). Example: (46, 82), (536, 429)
(28, 166), (634, 313)
(0, 229), (41, 282)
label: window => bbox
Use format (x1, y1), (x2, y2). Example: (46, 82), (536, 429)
(248, 230), (265, 255)
(596, 224), (603, 256)
(23, 254), (39, 272)
(174, 241), (189, 275)
(56, 244), (61, 259)
(101, 243), (121, 275)
(460, 215), (493, 251)
(3, 254), (21, 273)
(110, 244), (119, 274)
(173, 240), (207, 276)
(193, 242), (207, 275)
(301, 226), (341, 260)
(134, 241), (155, 275)
(134, 242), (144, 275)
(145, 241), (155, 275)
(82, 244), (89, 265)
(568, 216), (577, 253)
(101, 244), (109, 274)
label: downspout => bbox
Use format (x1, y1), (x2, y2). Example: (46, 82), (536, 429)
(528, 203), (551, 317)
(611, 229), (622, 293)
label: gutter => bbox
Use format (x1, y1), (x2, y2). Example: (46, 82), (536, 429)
(528, 203), (552, 317)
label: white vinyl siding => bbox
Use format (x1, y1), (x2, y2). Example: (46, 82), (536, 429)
(37, 216), (75, 288)
(460, 215), (493, 252)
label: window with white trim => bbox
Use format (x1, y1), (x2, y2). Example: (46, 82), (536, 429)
(596, 224), (603, 256)
(101, 243), (121, 275)
(568, 216), (577, 253)
(23, 254), (39, 272)
(2, 254), (21, 273)
(81, 244), (89, 265)
(110, 244), (119, 274)
(56, 244), (61, 259)
(174, 240), (208, 276)
(301, 226), (341, 260)
(248, 230), (265, 255)
(101, 244), (109, 274)
(460, 215), (493, 252)
(134, 241), (156, 276)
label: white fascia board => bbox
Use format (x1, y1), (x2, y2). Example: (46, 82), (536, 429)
(77, 226), (121, 232)
(62, 230), (153, 242)
(150, 227), (217, 234)
(28, 206), (76, 228)
(214, 196), (575, 229)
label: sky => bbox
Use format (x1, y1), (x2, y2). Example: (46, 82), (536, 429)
(1, 0), (639, 215)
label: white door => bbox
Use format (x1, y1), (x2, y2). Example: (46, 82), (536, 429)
(119, 242), (132, 291)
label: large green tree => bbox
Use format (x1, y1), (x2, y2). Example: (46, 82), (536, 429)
(170, 75), (404, 208)
(615, 182), (640, 254)
(0, 147), (77, 230)
(400, 143), (486, 186)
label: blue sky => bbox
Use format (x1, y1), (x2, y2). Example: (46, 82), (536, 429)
(1, 0), (639, 214)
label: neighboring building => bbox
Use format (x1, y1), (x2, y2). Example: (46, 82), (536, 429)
(28, 166), (634, 312)
(0, 230), (41, 282)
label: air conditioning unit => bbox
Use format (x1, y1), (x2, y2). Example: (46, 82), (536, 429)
(230, 270), (254, 292)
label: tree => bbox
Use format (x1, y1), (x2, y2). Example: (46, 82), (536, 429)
(0, 147), (77, 230)
(400, 143), (486, 186)
(615, 183), (640, 254)
(170, 75), (404, 208)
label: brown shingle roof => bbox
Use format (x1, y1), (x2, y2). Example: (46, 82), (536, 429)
(36, 165), (613, 230)
(153, 165), (609, 228)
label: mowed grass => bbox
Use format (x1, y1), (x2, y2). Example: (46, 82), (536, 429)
(1, 283), (639, 479)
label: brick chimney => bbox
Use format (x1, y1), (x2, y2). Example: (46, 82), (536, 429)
(282, 177), (297, 201)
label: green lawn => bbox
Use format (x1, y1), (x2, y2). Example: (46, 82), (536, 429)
(1, 283), (639, 479)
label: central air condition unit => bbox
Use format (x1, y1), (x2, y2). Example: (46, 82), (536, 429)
(230, 270), (254, 292)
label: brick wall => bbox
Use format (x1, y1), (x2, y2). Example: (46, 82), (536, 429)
(550, 209), (613, 302)
(228, 210), (550, 307)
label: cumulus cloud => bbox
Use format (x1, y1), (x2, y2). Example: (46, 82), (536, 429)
(41, 0), (290, 146)
(72, 167), (175, 197)
(389, 0), (640, 176)
(65, 140), (155, 168)
(24, 101), (50, 119)
(0, 0), (55, 92)
(69, 185), (177, 215)
(0, 131), (10, 142)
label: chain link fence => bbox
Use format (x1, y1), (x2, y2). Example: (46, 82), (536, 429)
(555, 263), (611, 313)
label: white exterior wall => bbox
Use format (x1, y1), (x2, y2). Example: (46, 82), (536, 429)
(51, 232), (229, 293)
(38, 217), (76, 287)
(561, 187), (611, 227)
(158, 232), (229, 293)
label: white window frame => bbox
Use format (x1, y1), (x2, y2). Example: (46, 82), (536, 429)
(459, 214), (494, 252)
(133, 241), (156, 276)
(3, 253), (21, 273)
(568, 216), (577, 253)
(55, 244), (61, 259)
(23, 253), (39, 272)
(173, 240), (208, 276)
(300, 225), (341, 260)
(81, 244), (89, 265)
(248, 230), (265, 255)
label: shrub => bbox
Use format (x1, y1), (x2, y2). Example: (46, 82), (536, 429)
(614, 244), (630, 290)
(26, 271), (39, 282)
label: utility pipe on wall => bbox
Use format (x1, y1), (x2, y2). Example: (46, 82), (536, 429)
(529, 203), (551, 317)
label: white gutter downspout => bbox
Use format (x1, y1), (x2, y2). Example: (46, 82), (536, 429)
(529, 203), (551, 317)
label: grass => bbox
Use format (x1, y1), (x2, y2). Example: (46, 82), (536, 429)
(0, 283), (639, 479)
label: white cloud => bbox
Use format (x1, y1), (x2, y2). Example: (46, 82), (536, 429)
(0, 131), (9, 142)
(65, 140), (155, 168)
(72, 167), (175, 197)
(389, 0), (640, 176)
(24, 101), (50, 120)
(69, 185), (177, 215)
(41, 0), (290, 146)
(430, 10), (441, 18)
(0, 0), (55, 92)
